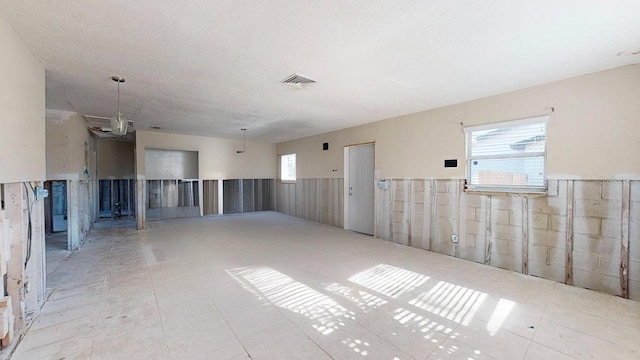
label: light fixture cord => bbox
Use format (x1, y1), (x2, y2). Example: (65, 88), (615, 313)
(117, 80), (120, 114)
(243, 129), (246, 151)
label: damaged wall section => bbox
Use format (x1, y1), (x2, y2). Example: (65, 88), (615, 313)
(373, 179), (638, 300)
(275, 178), (638, 300)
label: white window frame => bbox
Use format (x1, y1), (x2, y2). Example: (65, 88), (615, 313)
(464, 115), (549, 194)
(280, 153), (296, 183)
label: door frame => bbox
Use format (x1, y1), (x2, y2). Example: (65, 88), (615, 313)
(343, 141), (376, 234)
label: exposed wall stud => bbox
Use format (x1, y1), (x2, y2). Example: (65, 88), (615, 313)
(522, 196), (529, 275)
(621, 180), (630, 298)
(429, 180), (438, 252)
(484, 196), (492, 265)
(422, 180), (430, 251)
(565, 180), (574, 285)
(389, 180), (396, 242)
(5, 183), (25, 333)
(407, 180), (413, 247)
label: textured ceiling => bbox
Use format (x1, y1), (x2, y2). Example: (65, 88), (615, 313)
(2, 1), (640, 143)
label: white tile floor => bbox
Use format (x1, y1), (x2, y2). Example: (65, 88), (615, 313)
(8, 212), (640, 360)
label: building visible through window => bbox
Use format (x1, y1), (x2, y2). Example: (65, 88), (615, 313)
(465, 116), (549, 192)
(280, 153), (296, 182)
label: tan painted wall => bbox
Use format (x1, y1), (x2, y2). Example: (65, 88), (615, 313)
(0, 13), (46, 183)
(97, 139), (134, 179)
(135, 131), (277, 179)
(278, 64), (640, 180)
(46, 112), (96, 180)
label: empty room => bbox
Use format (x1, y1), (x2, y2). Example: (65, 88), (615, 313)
(0, 1), (639, 359)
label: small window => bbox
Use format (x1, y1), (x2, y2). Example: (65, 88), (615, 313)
(280, 153), (296, 182)
(465, 116), (549, 193)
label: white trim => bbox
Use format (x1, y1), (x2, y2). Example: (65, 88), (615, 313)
(463, 115), (550, 133)
(465, 115), (549, 193)
(343, 147), (350, 230)
(217, 179), (224, 214)
(469, 152), (545, 161)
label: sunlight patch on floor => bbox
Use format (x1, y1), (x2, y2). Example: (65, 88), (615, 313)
(348, 264), (430, 299)
(408, 280), (487, 326)
(228, 267), (354, 335)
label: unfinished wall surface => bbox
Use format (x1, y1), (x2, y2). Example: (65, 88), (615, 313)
(45, 111), (98, 249)
(97, 139), (134, 179)
(135, 131), (277, 229)
(372, 179), (639, 300)
(0, 13), (46, 184)
(0, 14), (48, 348)
(0, 183), (47, 347)
(276, 179), (343, 228)
(276, 65), (640, 300)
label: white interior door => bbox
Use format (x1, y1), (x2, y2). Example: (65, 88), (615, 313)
(348, 144), (374, 235)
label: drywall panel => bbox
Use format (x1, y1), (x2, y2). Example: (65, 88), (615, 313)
(46, 112), (96, 181)
(136, 131), (276, 180)
(97, 139), (134, 179)
(277, 64), (640, 181)
(144, 148), (198, 180)
(0, 14), (45, 183)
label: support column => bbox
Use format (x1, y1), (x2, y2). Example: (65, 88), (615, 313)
(136, 178), (146, 230)
(67, 180), (80, 250)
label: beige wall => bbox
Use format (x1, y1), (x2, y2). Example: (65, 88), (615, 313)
(278, 64), (640, 180)
(46, 112), (96, 180)
(135, 131), (277, 179)
(97, 139), (134, 179)
(0, 13), (45, 183)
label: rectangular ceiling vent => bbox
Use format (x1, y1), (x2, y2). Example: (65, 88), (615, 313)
(281, 73), (316, 89)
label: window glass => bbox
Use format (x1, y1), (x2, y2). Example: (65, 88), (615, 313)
(465, 116), (548, 192)
(280, 154), (296, 182)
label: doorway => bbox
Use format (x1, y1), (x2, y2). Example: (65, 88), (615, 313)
(50, 181), (67, 232)
(345, 143), (375, 235)
(43, 180), (68, 252)
(99, 179), (135, 219)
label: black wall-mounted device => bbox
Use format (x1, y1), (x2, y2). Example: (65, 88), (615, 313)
(444, 159), (458, 168)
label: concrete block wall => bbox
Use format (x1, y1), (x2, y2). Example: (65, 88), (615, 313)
(275, 177), (638, 300)
(375, 179), (639, 300)
(528, 180), (567, 283)
(488, 195), (524, 273)
(276, 179), (343, 228)
(462, 193), (489, 264)
(572, 181), (623, 296)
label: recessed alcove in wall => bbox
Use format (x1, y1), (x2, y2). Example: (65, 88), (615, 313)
(145, 148), (200, 220)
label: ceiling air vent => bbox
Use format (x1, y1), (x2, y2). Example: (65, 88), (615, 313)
(281, 73), (316, 89)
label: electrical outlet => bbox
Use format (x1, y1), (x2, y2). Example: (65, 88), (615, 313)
(451, 234), (459, 243)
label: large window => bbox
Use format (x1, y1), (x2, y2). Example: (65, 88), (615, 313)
(465, 116), (549, 193)
(280, 153), (296, 182)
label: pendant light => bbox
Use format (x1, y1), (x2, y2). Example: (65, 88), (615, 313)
(110, 76), (128, 136)
(236, 128), (247, 153)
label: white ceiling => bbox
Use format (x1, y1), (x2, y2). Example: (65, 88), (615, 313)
(2, 1), (640, 143)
